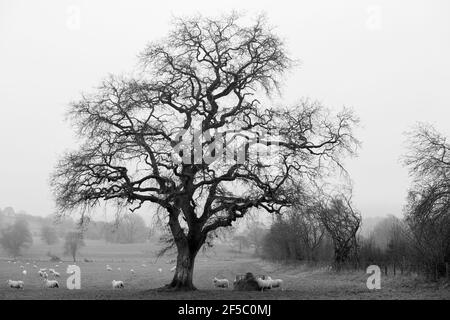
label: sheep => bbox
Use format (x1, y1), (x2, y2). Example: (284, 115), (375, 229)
(7, 261), (11, 264)
(117, 267), (121, 271)
(33, 265), (38, 268)
(170, 266), (176, 272)
(7, 280), (24, 289)
(22, 270), (27, 276)
(44, 279), (59, 288)
(266, 276), (283, 288)
(20, 265), (24, 269)
(39, 268), (47, 272)
(130, 269), (135, 274)
(106, 265), (113, 271)
(53, 271), (61, 278)
(141, 264), (146, 267)
(112, 280), (124, 289)
(26, 262), (30, 265)
(213, 277), (229, 288)
(157, 268), (162, 273)
(255, 277), (272, 291)
(55, 265), (59, 268)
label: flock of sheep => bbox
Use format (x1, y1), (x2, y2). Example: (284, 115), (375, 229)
(5, 260), (62, 289)
(5, 258), (179, 290)
(5, 259), (283, 292)
(213, 275), (284, 291)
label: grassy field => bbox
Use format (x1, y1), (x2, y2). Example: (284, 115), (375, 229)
(1, 238), (449, 300)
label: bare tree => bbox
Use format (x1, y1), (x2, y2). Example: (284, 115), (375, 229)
(317, 195), (361, 268)
(63, 231), (85, 262)
(0, 219), (33, 257)
(403, 124), (450, 278)
(51, 13), (358, 290)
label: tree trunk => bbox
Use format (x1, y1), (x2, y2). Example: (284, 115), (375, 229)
(166, 243), (199, 291)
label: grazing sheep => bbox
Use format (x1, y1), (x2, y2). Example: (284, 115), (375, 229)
(49, 268), (56, 274)
(53, 271), (61, 277)
(112, 280), (124, 289)
(157, 268), (162, 273)
(7, 261), (11, 264)
(22, 270), (27, 276)
(7, 280), (24, 289)
(213, 277), (229, 288)
(255, 277), (272, 291)
(266, 276), (283, 288)
(106, 265), (113, 271)
(33, 265), (38, 269)
(26, 262), (30, 265)
(55, 265), (59, 268)
(272, 279), (283, 288)
(130, 269), (135, 274)
(44, 279), (59, 288)
(39, 268), (47, 272)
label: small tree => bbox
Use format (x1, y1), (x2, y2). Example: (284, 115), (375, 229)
(40, 225), (59, 245)
(63, 231), (85, 262)
(317, 195), (361, 268)
(0, 219), (33, 257)
(403, 124), (450, 278)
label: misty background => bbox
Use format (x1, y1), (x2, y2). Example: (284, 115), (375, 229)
(1, 0), (449, 228)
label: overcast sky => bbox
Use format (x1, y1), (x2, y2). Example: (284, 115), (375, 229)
(0, 0), (449, 221)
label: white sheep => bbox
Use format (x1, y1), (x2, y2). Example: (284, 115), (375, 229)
(106, 265), (113, 271)
(141, 264), (146, 267)
(157, 268), (162, 273)
(112, 280), (124, 289)
(22, 270), (27, 276)
(130, 269), (135, 274)
(26, 262), (30, 265)
(53, 271), (61, 277)
(266, 276), (283, 288)
(49, 268), (57, 274)
(20, 265), (24, 269)
(256, 277), (272, 291)
(7, 280), (24, 289)
(44, 279), (59, 288)
(170, 266), (176, 272)
(117, 267), (121, 271)
(213, 277), (229, 288)
(33, 265), (38, 268)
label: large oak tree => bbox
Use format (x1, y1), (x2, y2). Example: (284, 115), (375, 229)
(51, 13), (358, 290)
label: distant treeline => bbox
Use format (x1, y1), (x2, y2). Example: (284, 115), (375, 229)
(0, 206), (152, 249)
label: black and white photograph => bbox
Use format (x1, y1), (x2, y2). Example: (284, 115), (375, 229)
(0, 0), (449, 310)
